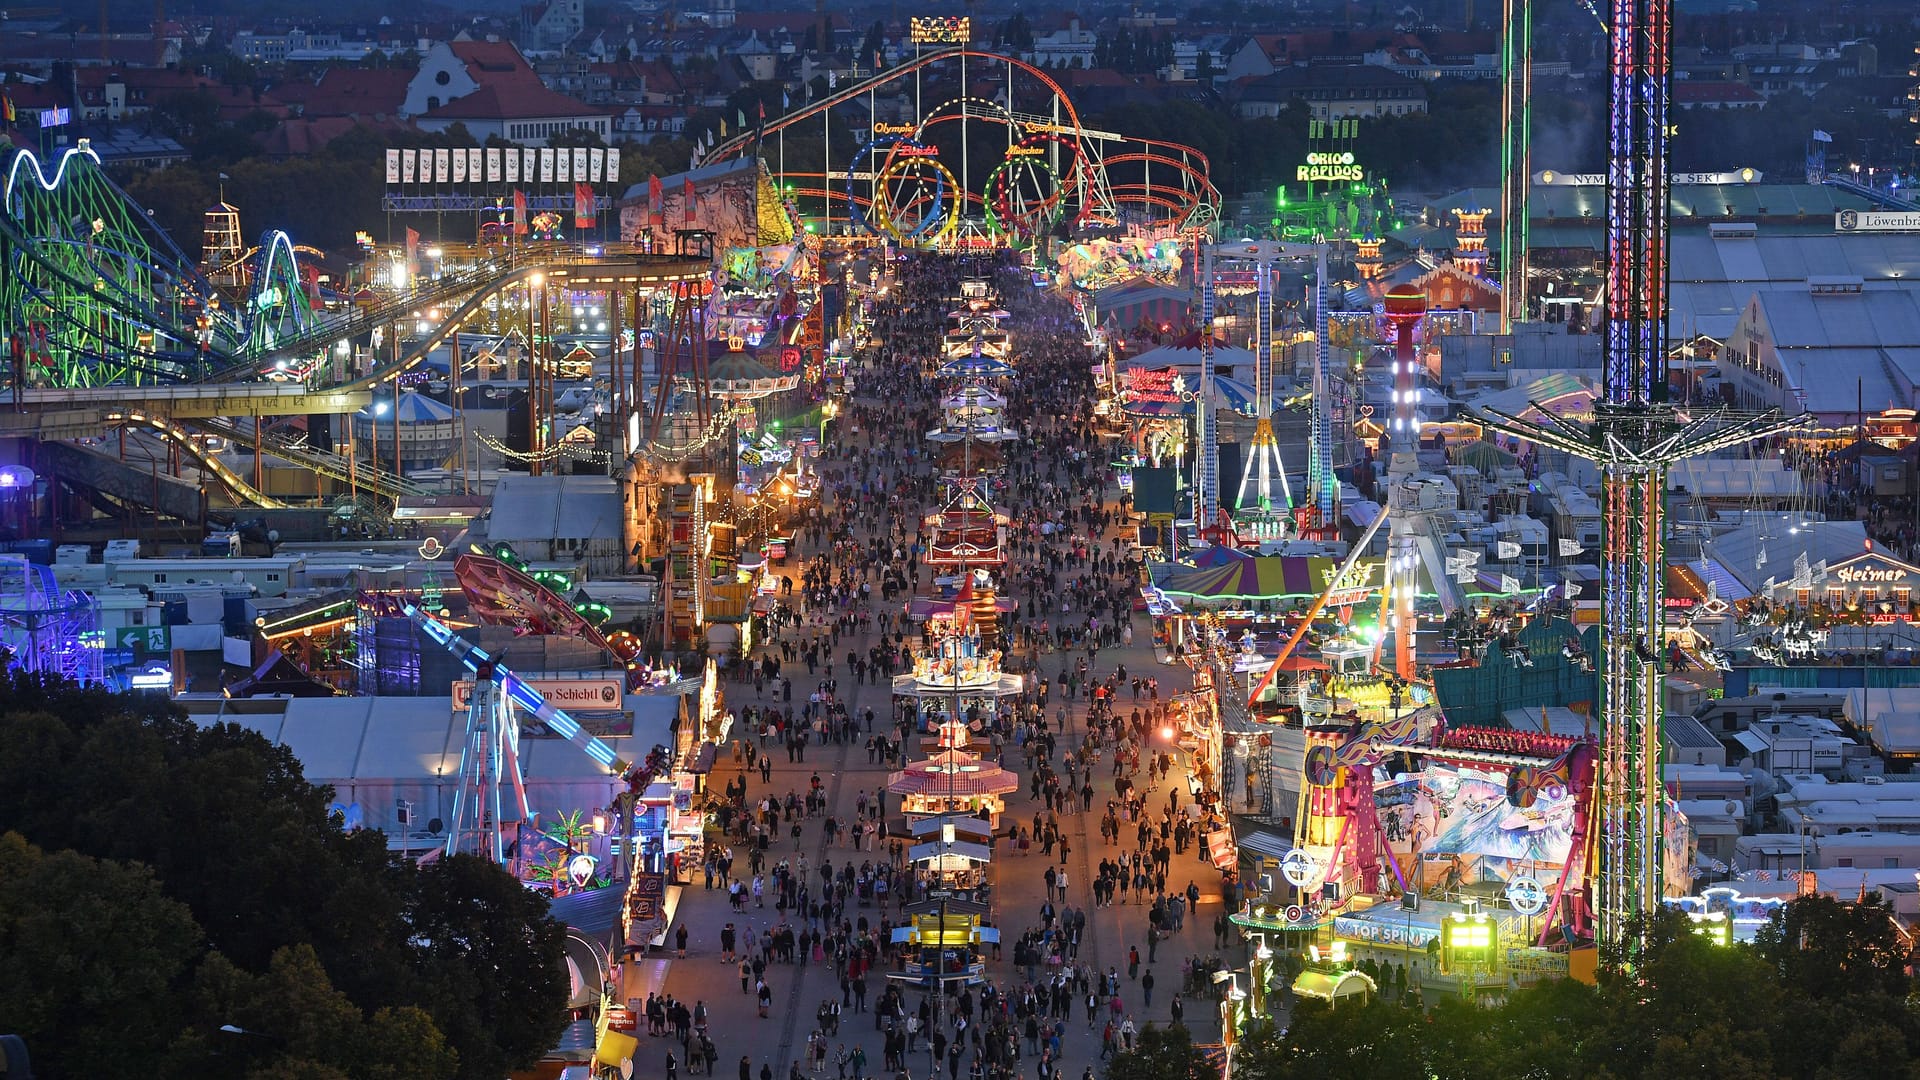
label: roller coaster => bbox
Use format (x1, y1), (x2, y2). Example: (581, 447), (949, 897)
(0, 141), (711, 401)
(705, 47), (1220, 240)
(1, 63), (1215, 519)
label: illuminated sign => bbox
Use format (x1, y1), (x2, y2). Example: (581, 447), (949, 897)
(1296, 151), (1363, 183)
(1835, 564), (1910, 584)
(452, 677), (622, 712)
(893, 145), (940, 158)
(1332, 915), (1440, 949)
(872, 122), (917, 136)
(1005, 145), (1045, 158)
(38, 106), (71, 128)
(1836, 210), (1920, 233)
(779, 346), (803, 373)
(909, 16), (970, 43)
(1538, 168), (1760, 186)
(418, 536), (445, 560)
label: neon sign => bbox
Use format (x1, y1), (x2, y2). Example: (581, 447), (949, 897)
(1297, 151), (1364, 183)
(893, 145), (940, 158)
(1836, 565), (1908, 584)
(1005, 146), (1045, 158)
(1124, 367), (1188, 404)
(873, 122), (917, 136)
(909, 16), (970, 43)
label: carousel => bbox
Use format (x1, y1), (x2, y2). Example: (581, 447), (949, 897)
(927, 383), (1016, 443)
(924, 488), (1010, 566)
(887, 748), (1018, 828)
(892, 580), (1024, 715)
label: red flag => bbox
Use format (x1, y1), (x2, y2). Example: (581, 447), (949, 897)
(757, 99), (765, 122)
(648, 175), (664, 226)
(404, 227), (419, 276)
(574, 181), (596, 229)
(683, 177), (696, 224)
(512, 190), (528, 235)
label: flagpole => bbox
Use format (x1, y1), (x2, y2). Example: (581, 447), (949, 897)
(824, 74), (832, 238)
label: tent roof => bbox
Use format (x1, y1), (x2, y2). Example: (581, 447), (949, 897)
(1291, 968), (1377, 1002)
(359, 390), (455, 423)
(1154, 554), (1347, 599)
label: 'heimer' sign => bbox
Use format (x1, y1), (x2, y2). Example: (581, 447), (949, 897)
(1835, 565), (1909, 584)
(1298, 152), (1363, 183)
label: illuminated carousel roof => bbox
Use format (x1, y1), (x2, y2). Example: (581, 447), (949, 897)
(683, 350), (800, 397)
(937, 441), (1005, 471)
(888, 750), (1019, 797)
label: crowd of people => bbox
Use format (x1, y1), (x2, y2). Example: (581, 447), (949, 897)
(651, 252), (1236, 1080)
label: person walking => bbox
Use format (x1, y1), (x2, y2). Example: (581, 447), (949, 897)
(1142, 969), (1155, 1007)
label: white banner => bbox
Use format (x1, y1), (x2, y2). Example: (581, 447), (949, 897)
(572, 148), (588, 184)
(486, 147), (502, 183)
(385, 148), (400, 184)
(1556, 538), (1583, 556)
(556, 148), (572, 183)
(468, 148), (483, 183)
(434, 148), (450, 183)
(1836, 210), (1920, 233)
(1500, 574), (1521, 595)
(605, 147), (620, 184)
(504, 147), (520, 184)
(1496, 540), (1521, 560)
(452, 148), (468, 184)
(524, 148), (539, 184)
(401, 148), (417, 183)
(539, 148), (555, 183)
(589, 147), (605, 183)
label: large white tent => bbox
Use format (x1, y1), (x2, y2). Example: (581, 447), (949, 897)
(179, 692), (679, 833)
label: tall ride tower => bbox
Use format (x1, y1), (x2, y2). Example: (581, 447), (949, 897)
(1199, 240), (1332, 532)
(1382, 287), (1426, 681)
(1500, 0), (1532, 329)
(1475, 0), (1803, 955)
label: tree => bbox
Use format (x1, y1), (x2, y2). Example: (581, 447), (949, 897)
(402, 854), (569, 1080)
(0, 831), (204, 1070)
(0, 671), (564, 1080)
(1229, 905), (1920, 1080)
(188, 945), (458, 1080)
(1756, 893), (1910, 1001)
(1106, 1023), (1215, 1080)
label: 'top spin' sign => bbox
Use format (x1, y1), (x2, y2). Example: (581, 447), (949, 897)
(1297, 151), (1363, 184)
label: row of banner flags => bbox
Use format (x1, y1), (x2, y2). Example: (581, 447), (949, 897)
(1438, 538), (1589, 596)
(384, 146), (618, 187)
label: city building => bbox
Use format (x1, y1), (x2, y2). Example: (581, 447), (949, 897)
(403, 39), (613, 144)
(1231, 65), (1428, 121)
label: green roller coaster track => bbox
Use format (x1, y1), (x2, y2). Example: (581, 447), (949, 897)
(0, 142), (325, 389)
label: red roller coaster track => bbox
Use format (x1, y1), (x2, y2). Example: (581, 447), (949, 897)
(706, 46), (1220, 228)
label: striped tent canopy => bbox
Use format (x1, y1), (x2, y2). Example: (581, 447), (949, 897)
(1157, 555), (1342, 599)
(358, 391), (454, 424)
(938, 355), (1015, 378)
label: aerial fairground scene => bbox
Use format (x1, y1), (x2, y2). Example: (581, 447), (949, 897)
(2, 0), (1920, 1076)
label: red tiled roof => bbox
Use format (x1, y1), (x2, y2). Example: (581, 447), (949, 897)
(449, 39), (535, 77)
(278, 67), (413, 118)
(261, 115), (416, 156)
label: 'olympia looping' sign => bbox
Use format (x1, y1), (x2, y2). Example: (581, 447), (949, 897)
(1297, 152), (1363, 183)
